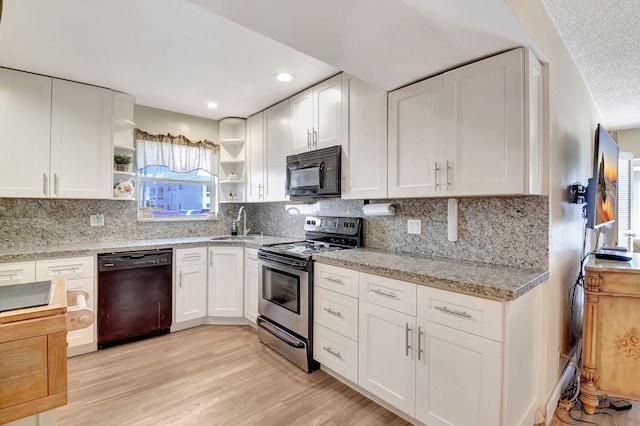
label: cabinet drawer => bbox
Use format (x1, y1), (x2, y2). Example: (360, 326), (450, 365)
(36, 256), (94, 280)
(0, 261), (36, 286)
(359, 272), (416, 316)
(245, 248), (259, 266)
(314, 287), (358, 341)
(417, 286), (503, 341)
(176, 247), (207, 267)
(315, 263), (359, 297)
(313, 323), (358, 384)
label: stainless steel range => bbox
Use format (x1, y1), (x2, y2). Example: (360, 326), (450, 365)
(257, 216), (363, 372)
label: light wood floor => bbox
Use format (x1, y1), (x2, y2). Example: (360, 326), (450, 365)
(549, 399), (640, 426)
(58, 325), (411, 426)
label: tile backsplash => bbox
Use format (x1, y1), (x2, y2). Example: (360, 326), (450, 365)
(0, 195), (547, 269)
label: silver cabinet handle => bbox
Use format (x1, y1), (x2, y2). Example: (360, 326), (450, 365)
(54, 173), (59, 195)
(446, 160), (451, 190)
(418, 326), (424, 361)
(322, 346), (342, 359)
(0, 273), (18, 280)
(179, 271), (183, 288)
(307, 129), (311, 149)
(313, 128), (318, 148)
(371, 288), (397, 299)
(323, 307), (343, 318)
(434, 162), (439, 192)
(405, 323), (412, 356)
(182, 254), (201, 262)
(325, 276), (344, 284)
(258, 183), (264, 199)
(434, 305), (472, 318)
(209, 252), (214, 269)
(248, 256), (258, 261)
(43, 173), (48, 195)
(50, 267), (81, 275)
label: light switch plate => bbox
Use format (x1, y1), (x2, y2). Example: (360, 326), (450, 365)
(90, 214), (105, 227)
(407, 219), (421, 235)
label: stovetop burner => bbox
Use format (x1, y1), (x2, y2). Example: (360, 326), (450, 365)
(259, 216), (363, 261)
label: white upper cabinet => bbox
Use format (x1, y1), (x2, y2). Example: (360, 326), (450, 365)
(290, 74), (342, 154)
(51, 79), (113, 199)
(388, 76), (443, 198)
(0, 68), (117, 199)
(246, 112), (265, 202)
(442, 48), (542, 196)
(341, 74), (388, 199)
(387, 48), (543, 198)
(263, 99), (290, 202)
(0, 69), (52, 198)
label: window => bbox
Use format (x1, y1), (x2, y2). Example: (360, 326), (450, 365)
(135, 130), (220, 220)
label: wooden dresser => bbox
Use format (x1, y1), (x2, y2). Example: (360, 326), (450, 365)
(0, 279), (68, 424)
(581, 255), (640, 414)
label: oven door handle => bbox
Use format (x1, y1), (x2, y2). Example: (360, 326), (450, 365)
(257, 317), (305, 349)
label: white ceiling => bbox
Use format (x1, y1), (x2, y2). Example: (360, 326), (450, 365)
(542, 0), (640, 130)
(0, 0), (573, 124)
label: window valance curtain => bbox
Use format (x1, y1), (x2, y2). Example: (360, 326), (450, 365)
(135, 129), (220, 177)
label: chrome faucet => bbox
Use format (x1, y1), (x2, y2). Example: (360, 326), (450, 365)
(235, 206), (250, 236)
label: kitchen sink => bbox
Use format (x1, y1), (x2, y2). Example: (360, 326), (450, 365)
(209, 235), (260, 241)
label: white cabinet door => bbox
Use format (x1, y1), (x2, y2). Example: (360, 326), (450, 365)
(0, 261), (36, 286)
(263, 99), (290, 202)
(388, 76), (443, 198)
(0, 69), (52, 198)
(175, 247), (207, 323)
(415, 318), (502, 426)
(313, 74), (342, 150)
(442, 48), (525, 196)
(207, 247), (244, 317)
(36, 256), (95, 349)
(244, 248), (259, 324)
(341, 74), (388, 199)
(246, 112), (265, 202)
(359, 300), (416, 416)
(290, 88), (314, 154)
(51, 79), (113, 199)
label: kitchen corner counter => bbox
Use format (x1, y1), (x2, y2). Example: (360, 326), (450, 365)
(0, 235), (300, 262)
(312, 248), (548, 301)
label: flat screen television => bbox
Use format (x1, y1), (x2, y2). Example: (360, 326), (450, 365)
(585, 124), (619, 229)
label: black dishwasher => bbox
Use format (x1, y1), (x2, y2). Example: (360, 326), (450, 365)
(97, 249), (172, 349)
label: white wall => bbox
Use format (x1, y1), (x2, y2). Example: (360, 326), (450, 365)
(614, 128), (640, 158)
(506, 0), (603, 420)
(134, 104), (219, 142)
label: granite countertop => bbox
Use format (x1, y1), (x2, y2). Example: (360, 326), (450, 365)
(0, 235), (300, 262)
(313, 248), (549, 301)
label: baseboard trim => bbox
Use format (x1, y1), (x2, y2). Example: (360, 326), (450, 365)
(544, 339), (582, 425)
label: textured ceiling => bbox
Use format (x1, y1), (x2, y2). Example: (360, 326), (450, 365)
(542, 0), (640, 130)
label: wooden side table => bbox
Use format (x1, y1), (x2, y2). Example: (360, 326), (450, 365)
(581, 255), (640, 414)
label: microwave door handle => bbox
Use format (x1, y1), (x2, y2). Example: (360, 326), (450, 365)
(319, 163), (325, 189)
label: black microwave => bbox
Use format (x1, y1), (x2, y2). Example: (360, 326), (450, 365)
(286, 145), (341, 197)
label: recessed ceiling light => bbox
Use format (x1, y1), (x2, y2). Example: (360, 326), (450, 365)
(274, 72), (294, 82)
(207, 102), (218, 109)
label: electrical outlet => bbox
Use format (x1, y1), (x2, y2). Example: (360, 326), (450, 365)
(90, 214), (105, 227)
(407, 219), (421, 235)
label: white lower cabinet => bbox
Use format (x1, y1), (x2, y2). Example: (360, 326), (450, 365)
(415, 319), (501, 426)
(0, 261), (36, 286)
(244, 248), (259, 324)
(358, 300), (416, 416)
(207, 247), (244, 317)
(175, 247), (207, 323)
(35, 256), (95, 349)
(314, 262), (542, 426)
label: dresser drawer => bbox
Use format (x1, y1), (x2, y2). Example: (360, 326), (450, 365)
(314, 286), (358, 340)
(36, 256), (94, 280)
(315, 263), (359, 297)
(359, 272), (416, 316)
(176, 247), (207, 267)
(417, 285), (503, 341)
(313, 323), (358, 384)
